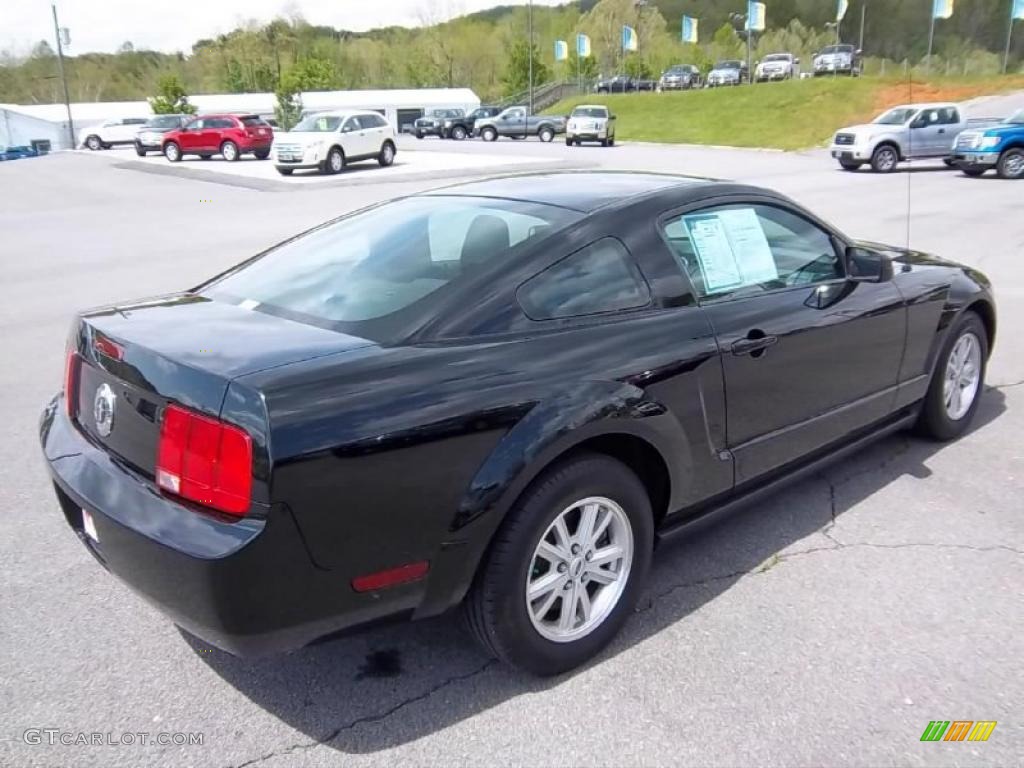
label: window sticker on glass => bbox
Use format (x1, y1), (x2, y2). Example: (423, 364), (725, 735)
(683, 208), (778, 293)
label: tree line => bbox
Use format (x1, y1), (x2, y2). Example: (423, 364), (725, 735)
(1, 0), (1021, 106)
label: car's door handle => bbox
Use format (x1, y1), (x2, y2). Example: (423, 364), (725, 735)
(731, 334), (778, 356)
(938, 128), (946, 134)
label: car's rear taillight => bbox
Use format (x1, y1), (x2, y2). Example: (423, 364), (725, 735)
(64, 348), (81, 419)
(155, 403), (253, 517)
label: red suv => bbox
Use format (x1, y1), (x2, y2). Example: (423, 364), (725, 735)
(162, 114), (273, 162)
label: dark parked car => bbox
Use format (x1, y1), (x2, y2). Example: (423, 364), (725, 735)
(442, 106), (502, 140)
(414, 109), (465, 139)
(41, 172), (995, 676)
(596, 75), (656, 93)
(161, 114), (273, 162)
(134, 114), (192, 156)
(659, 64), (702, 90)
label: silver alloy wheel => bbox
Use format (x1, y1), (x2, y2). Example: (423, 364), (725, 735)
(1003, 151), (1024, 178)
(875, 147), (897, 171)
(943, 332), (982, 421)
(330, 149), (344, 172)
(222, 142), (237, 161)
(87, 136), (101, 150)
(381, 143), (394, 165)
(164, 143), (179, 161)
(453, 126), (466, 140)
(525, 496), (634, 643)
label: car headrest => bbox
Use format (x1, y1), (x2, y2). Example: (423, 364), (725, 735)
(461, 215), (510, 271)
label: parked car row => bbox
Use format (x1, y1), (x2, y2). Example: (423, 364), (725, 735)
(650, 46), (859, 91)
(829, 103), (1024, 179)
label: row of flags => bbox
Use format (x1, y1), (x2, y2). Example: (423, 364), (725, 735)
(553, 0), (1024, 61)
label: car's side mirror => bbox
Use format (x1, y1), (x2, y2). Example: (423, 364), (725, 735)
(856, 49), (863, 56)
(795, 57), (801, 64)
(846, 247), (892, 283)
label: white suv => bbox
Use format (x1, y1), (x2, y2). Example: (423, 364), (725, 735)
(80, 118), (150, 150)
(272, 110), (397, 176)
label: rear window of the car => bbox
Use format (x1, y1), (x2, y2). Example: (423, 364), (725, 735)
(202, 196), (582, 335)
(572, 108), (608, 118)
(241, 116), (267, 126)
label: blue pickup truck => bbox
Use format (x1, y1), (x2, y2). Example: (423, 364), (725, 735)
(949, 109), (1024, 179)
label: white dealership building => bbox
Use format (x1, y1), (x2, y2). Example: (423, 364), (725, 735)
(0, 87), (481, 150)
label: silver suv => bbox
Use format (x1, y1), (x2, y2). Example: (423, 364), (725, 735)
(566, 105), (616, 147)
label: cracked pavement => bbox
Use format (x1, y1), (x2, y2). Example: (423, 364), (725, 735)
(1, 131), (1022, 767)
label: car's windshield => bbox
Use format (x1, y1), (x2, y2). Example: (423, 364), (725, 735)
(763, 54), (790, 62)
(572, 107), (608, 118)
(874, 108), (917, 125)
(716, 61), (741, 69)
(470, 109), (492, 118)
(291, 114), (342, 132)
(821, 45), (854, 54)
(203, 196), (582, 333)
(145, 116), (182, 130)
(1004, 110), (1024, 125)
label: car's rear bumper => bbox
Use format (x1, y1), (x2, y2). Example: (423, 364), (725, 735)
(950, 151), (998, 167)
(39, 396), (428, 656)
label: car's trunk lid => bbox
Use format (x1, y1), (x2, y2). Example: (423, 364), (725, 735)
(69, 293), (374, 477)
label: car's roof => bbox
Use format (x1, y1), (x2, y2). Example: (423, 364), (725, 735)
(312, 109), (377, 117)
(422, 171), (711, 213)
(887, 102), (959, 110)
(572, 104), (609, 110)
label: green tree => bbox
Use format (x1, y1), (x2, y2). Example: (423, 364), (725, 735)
(501, 40), (550, 97)
(623, 54), (652, 78)
(148, 74), (196, 114)
(274, 72), (303, 130)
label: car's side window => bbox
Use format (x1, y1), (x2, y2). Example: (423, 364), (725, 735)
(341, 118), (358, 132)
(517, 238), (650, 321)
(661, 204), (843, 300)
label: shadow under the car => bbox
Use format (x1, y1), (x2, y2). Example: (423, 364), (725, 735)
(187, 387), (1007, 755)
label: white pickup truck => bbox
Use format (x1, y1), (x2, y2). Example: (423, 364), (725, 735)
(829, 102), (982, 173)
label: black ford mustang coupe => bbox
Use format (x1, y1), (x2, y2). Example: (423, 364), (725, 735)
(40, 172), (995, 675)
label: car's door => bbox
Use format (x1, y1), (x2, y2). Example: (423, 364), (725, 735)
(501, 108), (527, 136)
(339, 116), (368, 157)
(177, 119), (204, 151)
(907, 108), (944, 158)
(660, 199), (906, 484)
(357, 114), (384, 153)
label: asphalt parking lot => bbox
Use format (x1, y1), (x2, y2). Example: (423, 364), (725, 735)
(1, 119), (1022, 767)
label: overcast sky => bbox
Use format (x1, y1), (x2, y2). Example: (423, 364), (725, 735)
(6, 0), (566, 55)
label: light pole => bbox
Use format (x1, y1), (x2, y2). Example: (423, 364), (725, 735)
(859, 1), (867, 52)
(729, 11), (753, 84)
(51, 2), (75, 149)
(527, 0), (533, 115)
(825, 21), (841, 76)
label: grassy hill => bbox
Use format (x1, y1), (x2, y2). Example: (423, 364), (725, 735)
(546, 76), (1024, 150)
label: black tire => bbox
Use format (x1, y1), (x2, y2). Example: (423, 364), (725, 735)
(942, 158), (956, 167)
(220, 140), (240, 162)
(996, 147), (1024, 179)
(870, 143), (899, 173)
(839, 160), (861, 171)
(378, 140), (396, 167)
(960, 165), (987, 177)
(276, 167), (293, 176)
(464, 453), (654, 676)
(254, 149), (270, 160)
(415, 131), (424, 139)
(85, 135), (102, 151)
(608, 138), (615, 147)
(325, 146), (345, 175)
(600, 139), (609, 147)
(134, 144), (146, 157)
(452, 125), (467, 140)
(565, 138), (574, 146)
(481, 127), (498, 142)
(538, 126), (555, 143)
(163, 142), (181, 162)
(915, 311), (988, 441)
